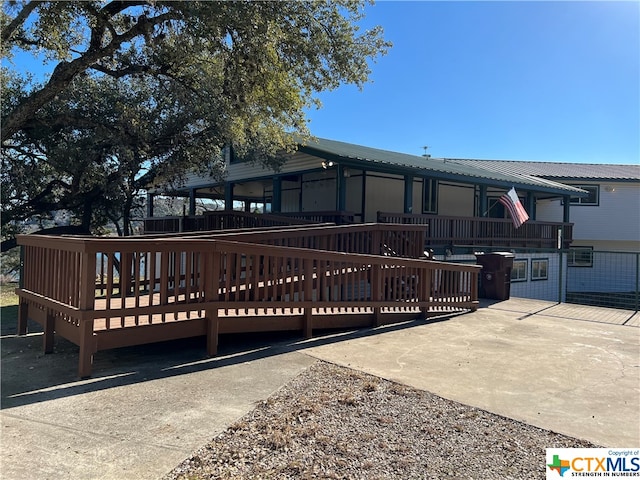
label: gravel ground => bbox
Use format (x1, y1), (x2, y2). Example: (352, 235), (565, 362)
(164, 361), (597, 480)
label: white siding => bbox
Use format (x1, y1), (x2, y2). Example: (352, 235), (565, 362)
(537, 181), (640, 251)
(571, 182), (640, 242)
(227, 152), (321, 182)
(535, 199), (564, 222)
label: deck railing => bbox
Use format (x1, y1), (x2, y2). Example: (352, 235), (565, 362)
(143, 210), (317, 234)
(16, 228), (480, 377)
(274, 211), (356, 225)
(177, 223), (429, 259)
(377, 212), (574, 249)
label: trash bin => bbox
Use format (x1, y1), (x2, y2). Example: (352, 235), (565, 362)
(474, 252), (515, 300)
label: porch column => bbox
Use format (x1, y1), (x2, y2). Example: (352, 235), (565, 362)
(478, 185), (487, 217)
(146, 193), (155, 217)
(563, 195), (571, 222)
(403, 175), (414, 214)
(224, 182), (234, 211)
(526, 192), (535, 220)
(336, 165), (346, 211)
(272, 176), (282, 213)
(189, 188), (196, 216)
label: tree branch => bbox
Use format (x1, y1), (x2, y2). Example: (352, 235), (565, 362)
(1, 0), (44, 44)
(2, 9), (180, 143)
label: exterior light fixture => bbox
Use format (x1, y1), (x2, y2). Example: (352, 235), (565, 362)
(321, 161), (335, 169)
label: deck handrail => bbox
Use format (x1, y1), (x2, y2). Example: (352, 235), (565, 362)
(143, 210), (319, 234)
(177, 223), (428, 259)
(17, 234), (480, 316)
(16, 227), (480, 377)
(377, 212), (574, 249)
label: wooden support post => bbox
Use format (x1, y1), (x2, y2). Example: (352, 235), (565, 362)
(303, 308), (313, 339)
(206, 310), (219, 356)
(43, 310), (55, 354)
(206, 247), (220, 356)
(17, 300), (28, 335)
(371, 264), (382, 327)
(421, 267), (433, 319)
(78, 320), (95, 379)
(470, 270), (479, 311)
(303, 258), (313, 338)
(121, 252), (133, 296)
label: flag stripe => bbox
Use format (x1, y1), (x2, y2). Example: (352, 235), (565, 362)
(499, 188), (529, 228)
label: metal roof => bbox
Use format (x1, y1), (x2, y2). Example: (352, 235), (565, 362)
(300, 138), (587, 195)
(447, 159), (640, 181)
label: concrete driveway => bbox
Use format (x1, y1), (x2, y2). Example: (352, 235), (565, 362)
(2, 299), (638, 479)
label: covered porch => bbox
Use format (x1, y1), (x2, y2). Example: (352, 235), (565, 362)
(145, 138), (582, 250)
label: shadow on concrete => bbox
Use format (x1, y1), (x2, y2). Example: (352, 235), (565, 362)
(1, 311), (462, 410)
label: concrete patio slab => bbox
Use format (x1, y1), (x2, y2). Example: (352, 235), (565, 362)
(1, 334), (315, 480)
(2, 299), (639, 479)
(303, 304), (640, 447)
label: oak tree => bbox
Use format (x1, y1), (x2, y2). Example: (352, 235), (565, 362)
(1, 0), (390, 252)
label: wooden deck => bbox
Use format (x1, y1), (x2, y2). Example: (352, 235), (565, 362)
(16, 224), (481, 377)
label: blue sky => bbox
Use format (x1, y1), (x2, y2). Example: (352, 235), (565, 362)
(306, 1), (640, 164)
(5, 1), (638, 165)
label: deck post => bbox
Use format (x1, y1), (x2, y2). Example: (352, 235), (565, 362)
(206, 247), (220, 356)
(303, 308), (313, 339)
(303, 258), (313, 338)
(421, 265), (433, 318)
(17, 300), (29, 335)
(371, 263), (382, 327)
(206, 310), (219, 356)
(470, 270), (479, 311)
(43, 310), (55, 353)
(78, 319), (95, 378)
(77, 248), (97, 378)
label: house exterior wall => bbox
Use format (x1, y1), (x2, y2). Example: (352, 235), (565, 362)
(438, 183), (475, 217)
(444, 253), (565, 302)
(299, 170), (337, 211)
(345, 171), (364, 220)
(281, 178), (301, 212)
(536, 180), (640, 252)
(566, 251), (639, 294)
(364, 173), (404, 222)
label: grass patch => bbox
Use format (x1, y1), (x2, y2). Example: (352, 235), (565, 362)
(1, 283), (20, 333)
(1, 283), (19, 307)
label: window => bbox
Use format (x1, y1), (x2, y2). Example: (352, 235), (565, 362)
(568, 247), (593, 267)
(569, 185), (599, 205)
(531, 259), (548, 281)
(511, 259), (528, 282)
(422, 178), (438, 214)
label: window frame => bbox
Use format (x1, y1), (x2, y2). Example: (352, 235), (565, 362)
(569, 185), (599, 206)
(531, 258), (549, 281)
(422, 178), (438, 214)
(567, 247), (594, 268)
(511, 259), (528, 282)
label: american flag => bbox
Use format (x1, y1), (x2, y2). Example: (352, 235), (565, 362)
(499, 187), (529, 228)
